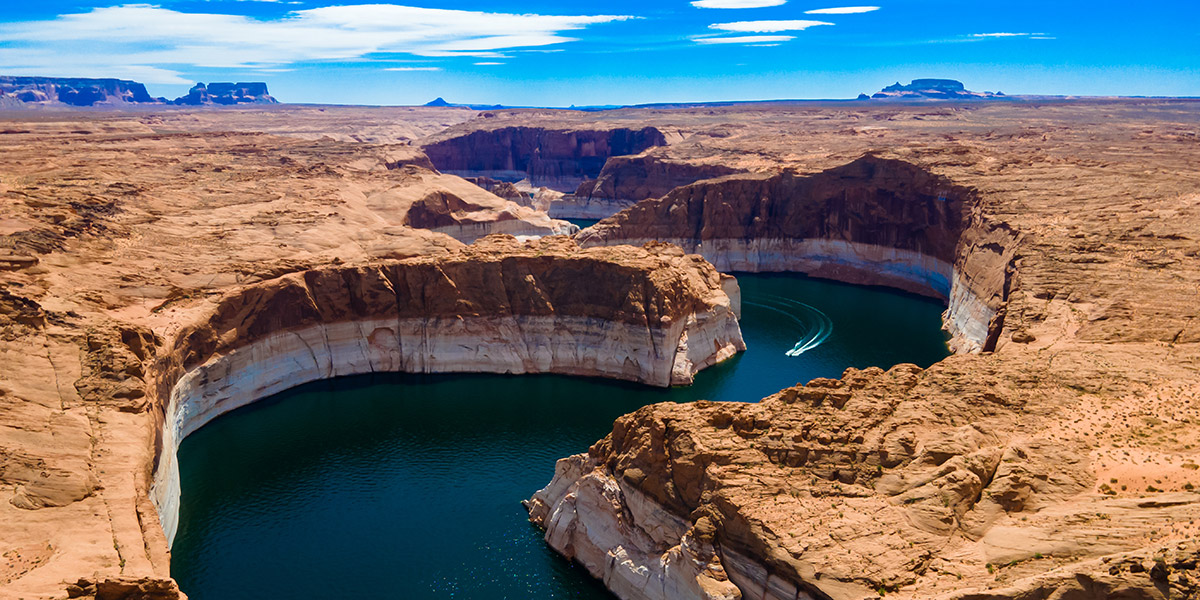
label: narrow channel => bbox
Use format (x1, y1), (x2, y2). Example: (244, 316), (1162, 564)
(171, 273), (949, 599)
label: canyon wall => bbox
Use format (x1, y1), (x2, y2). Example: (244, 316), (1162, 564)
(554, 154), (744, 220)
(421, 126), (668, 192)
(400, 185), (574, 242)
(147, 236), (745, 545)
(577, 155), (1018, 353)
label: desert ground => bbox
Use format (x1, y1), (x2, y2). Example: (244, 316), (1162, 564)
(1, 99), (1199, 599)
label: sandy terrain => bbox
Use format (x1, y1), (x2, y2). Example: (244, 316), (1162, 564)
(1, 99), (1198, 599)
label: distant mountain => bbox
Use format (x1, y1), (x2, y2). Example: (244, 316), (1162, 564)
(173, 82), (277, 106)
(0, 76), (159, 107)
(424, 97), (506, 110)
(865, 79), (1003, 100)
(0, 76), (278, 108)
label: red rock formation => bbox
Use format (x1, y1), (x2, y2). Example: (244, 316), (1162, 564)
(464, 176), (531, 202)
(580, 155), (968, 264)
(577, 155), (1018, 352)
(572, 153), (744, 208)
(421, 126), (668, 191)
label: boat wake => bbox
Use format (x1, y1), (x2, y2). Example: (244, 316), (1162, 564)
(744, 295), (833, 357)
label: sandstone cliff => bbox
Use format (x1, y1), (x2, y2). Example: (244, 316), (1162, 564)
(869, 79), (1001, 101)
(578, 155), (1016, 352)
(554, 151), (744, 220)
(421, 125), (668, 192)
(171, 82), (277, 106)
(149, 235), (744, 545)
(0, 76), (158, 107)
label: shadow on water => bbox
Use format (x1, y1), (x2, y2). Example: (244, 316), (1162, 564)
(171, 273), (949, 599)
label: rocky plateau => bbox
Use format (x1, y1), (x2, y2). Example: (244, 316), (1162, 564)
(0, 98), (1198, 600)
(0, 77), (278, 108)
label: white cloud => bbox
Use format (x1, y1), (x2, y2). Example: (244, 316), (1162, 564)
(694, 35), (795, 44)
(0, 4), (631, 76)
(804, 6), (880, 14)
(691, 0), (787, 7)
(384, 67), (442, 71)
(474, 62), (505, 66)
(710, 20), (833, 32)
(0, 61), (192, 85)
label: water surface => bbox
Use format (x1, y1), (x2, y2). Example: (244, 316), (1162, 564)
(564, 217), (602, 230)
(172, 274), (948, 599)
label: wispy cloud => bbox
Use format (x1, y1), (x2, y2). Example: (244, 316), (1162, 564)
(474, 62), (505, 66)
(970, 32), (1042, 37)
(710, 20), (833, 32)
(384, 67), (442, 72)
(694, 35), (795, 44)
(0, 63), (193, 85)
(804, 6), (879, 14)
(691, 0), (787, 8)
(0, 4), (631, 80)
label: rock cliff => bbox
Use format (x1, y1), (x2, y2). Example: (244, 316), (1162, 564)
(555, 151), (744, 220)
(0, 76), (158, 107)
(869, 79), (1001, 100)
(0, 77), (279, 108)
(421, 126), (668, 192)
(171, 82), (277, 106)
(150, 235), (744, 544)
(578, 155), (1015, 352)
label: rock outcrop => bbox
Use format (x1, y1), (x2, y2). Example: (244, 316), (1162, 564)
(555, 151), (744, 220)
(869, 79), (1001, 101)
(578, 155), (1015, 352)
(171, 82), (277, 106)
(0, 76), (158, 107)
(421, 126), (668, 192)
(0, 77), (279, 108)
(392, 166), (574, 241)
(529, 357), (1200, 600)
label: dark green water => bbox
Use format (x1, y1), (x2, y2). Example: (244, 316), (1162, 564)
(565, 218), (602, 230)
(172, 274), (949, 599)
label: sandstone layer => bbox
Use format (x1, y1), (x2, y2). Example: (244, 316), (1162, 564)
(577, 155), (1012, 353)
(554, 150), (744, 220)
(421, 124), (668, 192)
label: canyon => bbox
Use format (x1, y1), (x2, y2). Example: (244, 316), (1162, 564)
(0, 98), (1198, 600)
(420, 124), (669, 194)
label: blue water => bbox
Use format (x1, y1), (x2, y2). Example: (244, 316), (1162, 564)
(171, 273), (949, 599)
(564, 218), (602, 230)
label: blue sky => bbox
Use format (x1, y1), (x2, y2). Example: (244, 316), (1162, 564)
(0, 1), (1196, 105)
